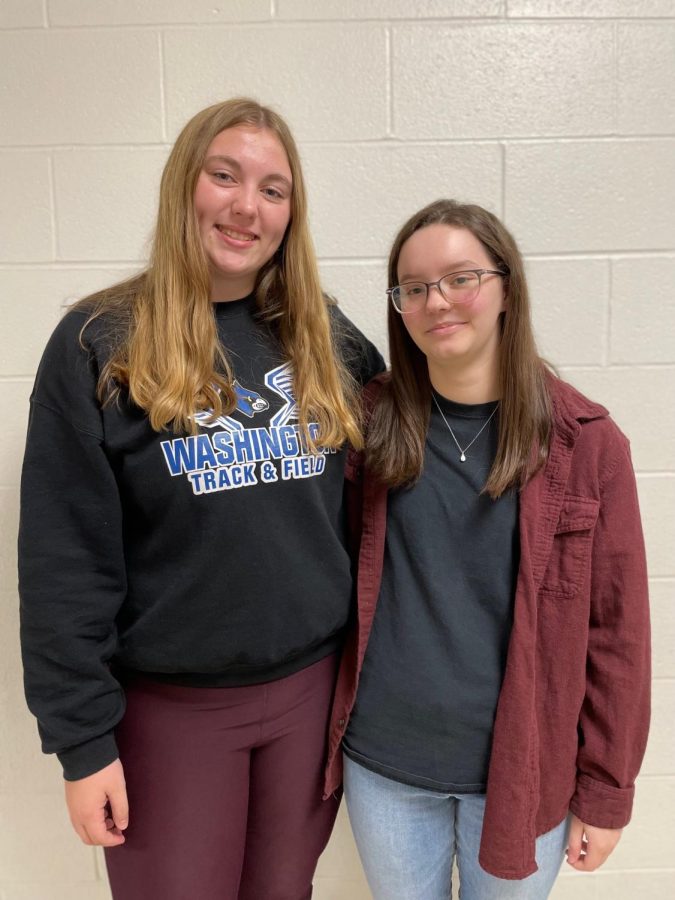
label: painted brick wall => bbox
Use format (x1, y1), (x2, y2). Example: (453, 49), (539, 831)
(1, 2), (673, 898)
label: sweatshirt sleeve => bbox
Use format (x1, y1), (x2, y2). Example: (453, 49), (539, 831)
(18, 312), (127, 780)
(569, 433), (651, 828)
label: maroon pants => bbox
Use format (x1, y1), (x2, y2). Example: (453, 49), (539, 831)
(104, 654), (340, 900)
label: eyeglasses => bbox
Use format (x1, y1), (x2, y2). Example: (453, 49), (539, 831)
(387, 268), (507, 314)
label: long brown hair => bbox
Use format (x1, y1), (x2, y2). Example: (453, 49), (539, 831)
(78, 98), (361, 448)
(366, 199), (551, 497)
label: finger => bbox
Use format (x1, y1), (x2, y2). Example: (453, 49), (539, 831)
(566, 818), (585, 865)
(108, 783), (129, 832)
(74, 823), (93, 846)
(104, 815), (123, 835)
(570, 837), (610, 872)
(83, 815), (126, 847)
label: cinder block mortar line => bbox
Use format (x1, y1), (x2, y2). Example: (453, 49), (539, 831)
(653, 676), (675, 682)
(3, 135), (675, 150)
(500, 141), (506, 220)
(47, 154), (57, 261)
(158, 32), (167, 143)
(41, 0), (48, 28)
(504, 16), (675, 22)
(524, 250), (675, 259)
(320, 251), (675, 261)
(3, 16), (675, 33)
(560, 363), (675, 372)
(385, 25), (393, 137)
(2, 251), (674, 268)
(0, 376), (35, 384)
(0, 262), (146, 270)
(318, 258), (387, 266)
(5, 253), (674, 268)
(0, 143), (172, 152)
(612, 19), (619, 137)
(603, 257), (611, 367)
(649, 576), (675, 583)
(275, 15), (508, 24)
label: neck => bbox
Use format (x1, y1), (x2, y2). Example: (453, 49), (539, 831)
(210, 271), (255, 302)
(428, 357), (500, 405)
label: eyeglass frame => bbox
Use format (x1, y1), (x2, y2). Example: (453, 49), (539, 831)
(386, 268), (507, 314)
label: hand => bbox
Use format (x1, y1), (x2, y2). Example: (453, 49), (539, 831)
(566, 813), (622, 871)
(64, 758), (129, 846)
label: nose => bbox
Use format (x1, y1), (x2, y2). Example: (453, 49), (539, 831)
(426, 282), (452, 311)
(231, 185), (257, 218)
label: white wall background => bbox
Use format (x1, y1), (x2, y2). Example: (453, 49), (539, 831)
(1, 1), (674, 898)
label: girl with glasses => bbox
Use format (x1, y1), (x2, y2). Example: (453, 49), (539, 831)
(324, 199), (649, 899)
(18, 98), (383, 900)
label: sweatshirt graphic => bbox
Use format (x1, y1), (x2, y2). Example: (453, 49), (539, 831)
(161, 363), (336, 496)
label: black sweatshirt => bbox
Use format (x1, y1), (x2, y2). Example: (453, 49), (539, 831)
(18, 295), (384, 780)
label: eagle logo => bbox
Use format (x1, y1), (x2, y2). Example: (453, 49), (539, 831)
(232, 381), (269, 418)
(192, 364), (296, 432)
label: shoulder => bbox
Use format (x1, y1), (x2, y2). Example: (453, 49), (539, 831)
(546, 371), (609, 423)
(548, 373), (632, 482)
(37, 307), (95, 379)
(31, 305), (124, 420)
(326, 296), (385, 385)
(39, 304), (123, 376)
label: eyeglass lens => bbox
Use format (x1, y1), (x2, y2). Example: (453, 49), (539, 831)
(393, 271), (481, 311)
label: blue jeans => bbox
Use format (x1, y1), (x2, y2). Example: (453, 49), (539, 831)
(344, 755), (569, 900)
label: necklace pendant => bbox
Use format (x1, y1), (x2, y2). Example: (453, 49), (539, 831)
(460, 452), (466, 462)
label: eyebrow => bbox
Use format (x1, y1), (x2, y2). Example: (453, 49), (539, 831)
(204, 155), (292, 190)
(398, 259), (480, 282)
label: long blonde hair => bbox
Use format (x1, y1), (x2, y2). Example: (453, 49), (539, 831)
(366, 199), (551, 497)
(78, 98), (361, 448)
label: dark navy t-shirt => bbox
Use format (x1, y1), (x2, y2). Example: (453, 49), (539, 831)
(344, 392), (518, 792)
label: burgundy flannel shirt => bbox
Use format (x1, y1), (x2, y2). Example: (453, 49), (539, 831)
(324, 373), (650, 879)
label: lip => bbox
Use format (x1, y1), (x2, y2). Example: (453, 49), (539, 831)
(214, 224), (259, 247)
(427, 321), (466, 335)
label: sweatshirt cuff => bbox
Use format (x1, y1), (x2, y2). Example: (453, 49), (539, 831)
(57, 731), (119, 781)
(569, 772), (635, 829)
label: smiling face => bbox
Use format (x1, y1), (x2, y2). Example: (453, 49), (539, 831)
(193, 125), (293, 301)
(396, 223), (506, 391)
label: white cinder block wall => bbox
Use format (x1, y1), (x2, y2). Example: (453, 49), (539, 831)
(1, 1), (674, 898)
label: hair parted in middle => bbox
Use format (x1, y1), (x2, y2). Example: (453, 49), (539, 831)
(79, 97), (361, 449)
(366, 199), (552, 497)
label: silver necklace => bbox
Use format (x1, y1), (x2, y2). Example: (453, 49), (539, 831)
(432, 393), (499, 463)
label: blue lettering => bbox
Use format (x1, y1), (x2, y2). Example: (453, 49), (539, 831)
(230, 429), (255, 463)
(281, 456), (325, 480)
(161, 437), (196, 475)
(259, 428), (282, 459)
(212, 431), (235, 465)
(188, 471), (203, 493)
(195, 435), (219, 470)
(279, 426), (299, 456)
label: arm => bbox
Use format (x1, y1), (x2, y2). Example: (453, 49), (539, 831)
(19, 314), (128, 795)
(20, 400), (128, 780)
(568, 432), (650, 867)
